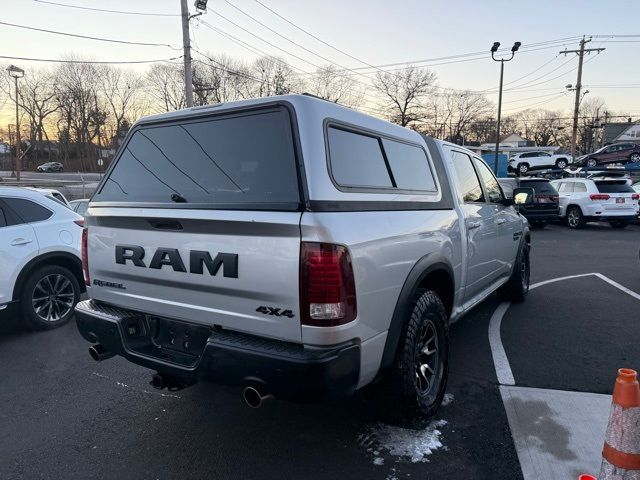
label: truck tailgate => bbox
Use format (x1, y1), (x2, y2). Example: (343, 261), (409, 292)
(86, 208), (302, 343)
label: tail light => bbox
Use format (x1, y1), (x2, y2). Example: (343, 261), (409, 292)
(81, 227), (90, 286)
(589, 194), (610, 200)
(632, 194), (639, 200)
(73, 218), (84, 227)
(300, 242), (357, 327)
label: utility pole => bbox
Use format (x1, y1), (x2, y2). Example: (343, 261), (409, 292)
(560, 37), (605, 160)
(180, 0), (194, 108)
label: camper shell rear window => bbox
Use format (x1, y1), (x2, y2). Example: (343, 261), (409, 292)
(93, 106), (301, 210)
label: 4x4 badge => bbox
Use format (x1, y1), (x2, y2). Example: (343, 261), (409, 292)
(256, 306), (295, 318)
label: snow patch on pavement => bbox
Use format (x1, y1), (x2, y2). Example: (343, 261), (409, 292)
(361, 419), (448, 464)
(442, 393), (454, 406)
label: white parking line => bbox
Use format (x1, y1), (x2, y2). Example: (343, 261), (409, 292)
(593, 272), (640, 301)
(488, 301), (515, 385)
(488, 272), (639, 386)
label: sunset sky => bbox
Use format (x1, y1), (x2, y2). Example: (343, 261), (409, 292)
(1, 0), (639, 122)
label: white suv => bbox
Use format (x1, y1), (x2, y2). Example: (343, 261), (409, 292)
(508, 151), (572, 175)
(0, 187), (84, 329)
(550, 178), (639, 229)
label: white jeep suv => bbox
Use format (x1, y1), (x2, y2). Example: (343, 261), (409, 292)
(0, 187), (84, 329)
(509, 151), (572, 175)
(550, 178), (639, 229)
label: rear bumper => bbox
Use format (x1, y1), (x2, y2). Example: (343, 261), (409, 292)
(584, 215), (636, 223)
(520, 207), (559, 222)
(75, 300), (360, 403)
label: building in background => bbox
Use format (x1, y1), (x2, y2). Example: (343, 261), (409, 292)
(603, 121), (640, 145)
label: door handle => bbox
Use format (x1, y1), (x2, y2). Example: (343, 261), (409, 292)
(496, 218), (506, 225)
(11, 238), (33, 246)
(467, 221), (481, 230)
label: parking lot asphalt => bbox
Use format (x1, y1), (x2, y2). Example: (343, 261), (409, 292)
(1, 222), (638, 480)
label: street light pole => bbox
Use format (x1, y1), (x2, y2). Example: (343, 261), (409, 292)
(491, 41), (520, 174)
(7, 64), (24, 182)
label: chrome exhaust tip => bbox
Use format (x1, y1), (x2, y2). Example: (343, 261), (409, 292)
(89, 344), (115, 362)
(243, 386), (272, 408)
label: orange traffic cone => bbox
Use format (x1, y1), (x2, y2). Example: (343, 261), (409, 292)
(599, 368), (640, 480)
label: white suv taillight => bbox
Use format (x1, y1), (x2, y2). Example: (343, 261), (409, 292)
(81, 227), (90, 286)
(300, 242), (357, 327)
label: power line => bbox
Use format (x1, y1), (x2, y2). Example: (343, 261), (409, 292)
(500, 55), (600, 93)
(503, 93), (568, 112)
(0, 54), (181, 64)
(500, 55), (561, 88)
(317, 37), (583, 74)
(33, 0), (180, 17)
(497, 55), (576, 92)
(206, 9), (326, 70)
(502, 91), (567, 104)
(222, 0), (379, 81)
(0, 20), (179, 48)
(253, 0), (387, 72)
(252, 0), (581, 77)
(196, 18), (389, 105)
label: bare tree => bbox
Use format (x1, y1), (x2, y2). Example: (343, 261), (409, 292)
(514, 109), (567, 147)
(192, 54), (255, 105)
(439, 90), (492, 143)
(373, 66), (436, 127)
(577, 97), (607, 154)
(307, 65), (363, 107)
(101, 66), (145, 147)
(0, 66), (60, 163)
(251, 56), (300, 97)
(53, 57), (106, 171)
(146, 63), (186, 113)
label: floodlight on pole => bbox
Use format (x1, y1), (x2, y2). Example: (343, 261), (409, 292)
(490, 41), (521, 174)
(6, 64), (24, 182)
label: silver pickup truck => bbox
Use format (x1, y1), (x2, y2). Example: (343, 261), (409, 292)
(75, 94), (532, 420)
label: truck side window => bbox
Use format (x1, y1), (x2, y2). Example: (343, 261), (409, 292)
(473, 159), (504, 203)
(0, 206), (6, 227)
(381, 138), (437, 191)
(328, 127), (393, 188)
(450, 151), (484, 203)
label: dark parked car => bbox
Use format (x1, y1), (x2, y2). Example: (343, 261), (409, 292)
(499, 177), (559, 228)
(36, 162), (64, 172)
(574, 143), (640, 168)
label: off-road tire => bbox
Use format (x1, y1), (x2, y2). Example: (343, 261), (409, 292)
(498, 242), (530, 302)
(376, 289), (449, 424)
(19, 265), (80, 331)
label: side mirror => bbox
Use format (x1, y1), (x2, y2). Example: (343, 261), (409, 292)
(513, 187), (535, 205)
